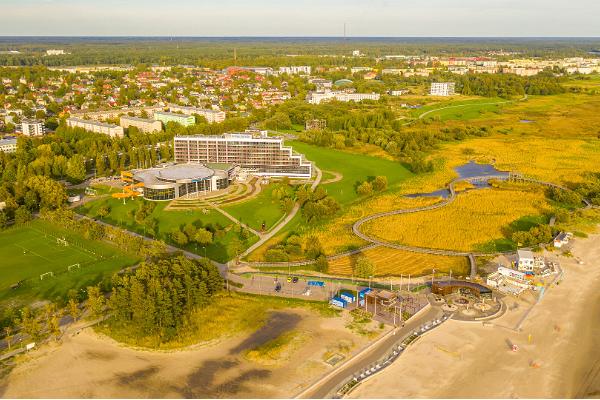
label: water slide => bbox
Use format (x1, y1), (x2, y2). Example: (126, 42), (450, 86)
(111, 171), (144, 199)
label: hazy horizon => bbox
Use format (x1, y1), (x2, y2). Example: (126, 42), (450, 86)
(2, 0), (600, 37)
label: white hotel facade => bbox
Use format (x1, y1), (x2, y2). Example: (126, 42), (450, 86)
(174, 133), (312, 178)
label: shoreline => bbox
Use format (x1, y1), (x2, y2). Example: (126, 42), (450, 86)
(349, 233), (600, 398)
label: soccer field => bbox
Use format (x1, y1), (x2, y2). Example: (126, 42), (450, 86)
(0, 220), (139, 302)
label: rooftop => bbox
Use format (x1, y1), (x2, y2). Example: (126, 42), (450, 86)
(517, 249), (534, 259)
(154, 111), (194, 118)
(67, 117), (120, 129)
(133, 163), (229, 186)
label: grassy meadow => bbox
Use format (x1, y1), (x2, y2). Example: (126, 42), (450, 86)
(77, 196), (257, 262)
(290, 141), (413, 205)
(221, 184), (287, 232)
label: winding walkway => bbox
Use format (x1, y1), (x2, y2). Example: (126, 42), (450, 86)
(238, 165), (322, 259)
(402, 94), (528, 127)
(240, 171), (589, 280)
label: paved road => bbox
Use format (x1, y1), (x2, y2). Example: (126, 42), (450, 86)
(296, 305), (444, 399)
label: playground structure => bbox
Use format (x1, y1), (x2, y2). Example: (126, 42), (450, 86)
(112, 171), (144, 199)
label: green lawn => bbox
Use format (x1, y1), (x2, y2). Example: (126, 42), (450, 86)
(221, 184), (287, 231)
(0, 219), (139, 305)
(77, 197), (258, 262)
(290, 141), (413, 204)
(411, 97), (508, 121)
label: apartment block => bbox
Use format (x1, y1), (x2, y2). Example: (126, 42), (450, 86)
(278, 66), (312, 75)
(0, 138), (17, 153)
(119, 116), (163, 133)
(154, 111), (195, 127)
(168, 104), (226, 123)
(429, 82), (456, 96)
(306, 91), (380, 105)
(66, 117), (124, 138)
(21, 119), (45, 136)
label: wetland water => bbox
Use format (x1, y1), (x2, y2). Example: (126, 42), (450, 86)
(407, 161), (509, 198)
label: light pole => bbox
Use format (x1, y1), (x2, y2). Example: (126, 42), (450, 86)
(369, 275), (373, 289)
(431, 268), (435, 287)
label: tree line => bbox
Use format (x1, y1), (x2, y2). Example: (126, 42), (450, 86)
(108, 255), (223, 341)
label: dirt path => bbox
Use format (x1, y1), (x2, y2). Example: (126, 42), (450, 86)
(0, 308), (377, 399)
(321, 170), (343, 185)
(348, 233), (600, 398)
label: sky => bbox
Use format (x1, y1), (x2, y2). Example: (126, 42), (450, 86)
(1, 0), (599, 37)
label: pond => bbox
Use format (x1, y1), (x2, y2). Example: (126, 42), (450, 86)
(407, 161), (509, 199)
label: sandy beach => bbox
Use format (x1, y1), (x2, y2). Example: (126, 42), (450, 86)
(350, 233), (600, 398)
(0, 309), (378, 398)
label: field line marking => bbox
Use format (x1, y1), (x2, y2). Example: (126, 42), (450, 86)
(13, 243), (53, 263)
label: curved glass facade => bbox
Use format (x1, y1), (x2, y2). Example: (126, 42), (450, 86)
(143, 187), (175, 201)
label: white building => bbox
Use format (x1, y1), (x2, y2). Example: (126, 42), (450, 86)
(516, 249), (535, 272)
(278, 66), (311, 75)
(168, 104), (226, 124)
(66, 118), (124, 138)
(388, 89), (409, 96)
(308, 78), (333, 90)
(0, 138), (17, 153)
(119, 116), (163, 133)
(553, 232), (573, 248)
(45, 49), (66, 56)
(430, 82), (456, 96)
(497, 266), (527, 281)
(381, 68), (404, 75)
(21, 120), (45, 136)
(174, 133), (312, 178)
(306, 91), (380, 105)
(350, 66), (373, 74)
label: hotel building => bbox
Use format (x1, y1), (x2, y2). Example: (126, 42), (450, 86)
(174, 133), (312, 178)
(132, 163), (234, 201)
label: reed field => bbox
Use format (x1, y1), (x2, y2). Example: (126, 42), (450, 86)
(328, 247), (470, 277)
(361, 188), (552, 253)
(248, 93), (600, 265)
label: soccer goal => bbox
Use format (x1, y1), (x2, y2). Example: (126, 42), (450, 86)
(40, 272), (54, 280)
(56, 237), (69, 247)
(67, 263), (81, 272)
